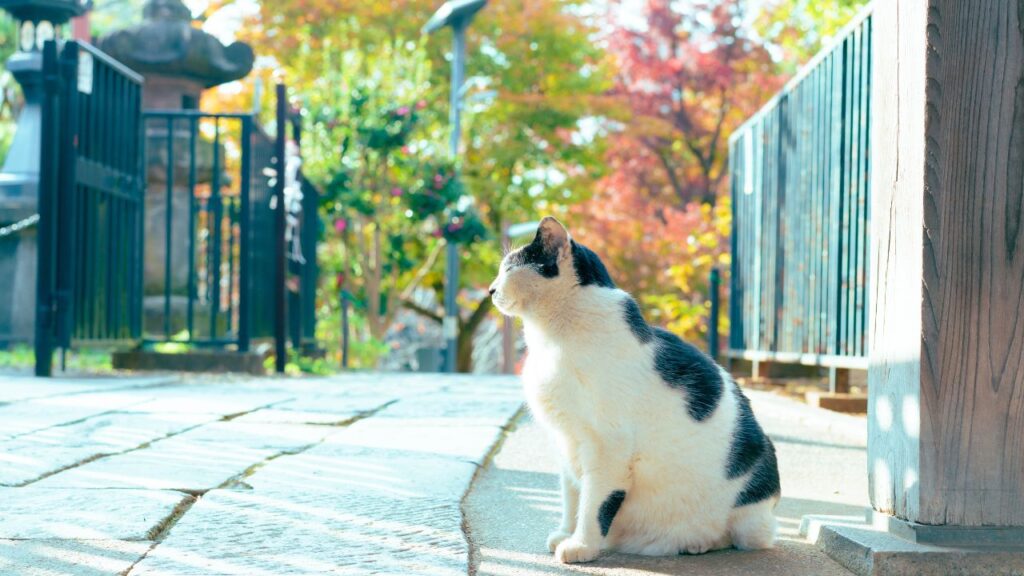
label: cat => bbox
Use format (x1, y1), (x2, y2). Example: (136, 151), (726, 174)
(488, 216), (780, 564)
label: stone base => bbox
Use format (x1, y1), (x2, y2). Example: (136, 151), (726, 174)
(803, 511), (1024, 576)
(143, 296), (228, 340)
(112, 350), (266, 375)
(805, 391), (868, 413)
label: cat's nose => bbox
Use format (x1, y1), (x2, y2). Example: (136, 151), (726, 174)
(488, 284), (497, 296)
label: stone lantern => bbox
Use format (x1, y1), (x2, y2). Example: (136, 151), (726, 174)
(97, 0), (254, 336)
(98, 0), (254, 110)
(0, 0), (91, 344)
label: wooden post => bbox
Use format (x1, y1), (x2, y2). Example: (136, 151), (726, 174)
(870, 0), (1024, 534)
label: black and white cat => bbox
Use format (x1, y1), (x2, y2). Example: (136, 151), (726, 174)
(489, 217), (780, 564)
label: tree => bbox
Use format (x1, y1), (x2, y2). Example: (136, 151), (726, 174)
(755, 0), (871, 71)
(237, 0), (610, 371)
(605, 0), (781, 208)
(573, 0), (783, 346)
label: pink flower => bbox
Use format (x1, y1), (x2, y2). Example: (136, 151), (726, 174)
(396, 106), (410, 116)
(334, 219), (347, 233)
(416, 100), (427, 110)
(391, 187), (403, 197)
(432, 229), (443, 238)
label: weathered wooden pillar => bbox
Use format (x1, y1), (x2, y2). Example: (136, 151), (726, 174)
(849, 0), (1024, 572)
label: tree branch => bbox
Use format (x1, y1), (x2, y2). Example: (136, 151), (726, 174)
(402, 299), (443, 324)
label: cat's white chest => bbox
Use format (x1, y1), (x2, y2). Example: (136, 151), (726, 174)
(521, 338), (603, 434)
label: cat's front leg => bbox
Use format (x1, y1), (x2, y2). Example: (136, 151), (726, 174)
(554, 445), (631, 564)
(547, 466), (579, 551)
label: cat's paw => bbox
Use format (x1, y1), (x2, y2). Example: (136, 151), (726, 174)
(555, 537), (599, 564)
(546, 530), (571, 552)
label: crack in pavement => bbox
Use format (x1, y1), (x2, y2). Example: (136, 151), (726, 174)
(0, 377), (183, 408)
(119, 398), (400, 575)
(9, 399), (296, 488)
(462, 404), (527, 576)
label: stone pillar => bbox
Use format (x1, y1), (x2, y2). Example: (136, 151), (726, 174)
(819, 2), (1024, 574)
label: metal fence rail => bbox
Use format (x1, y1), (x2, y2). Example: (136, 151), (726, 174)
(36, 40), (145, 376)
(141, 95), (317, 358)
(727, 9), (872, 369)
(141, 111), (255, 349)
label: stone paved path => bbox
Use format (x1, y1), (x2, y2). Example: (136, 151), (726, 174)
(0, 373), (523, 576)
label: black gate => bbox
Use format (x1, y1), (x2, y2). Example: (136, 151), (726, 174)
(141, 94), (318, 358)
(36, 40), (144, 376)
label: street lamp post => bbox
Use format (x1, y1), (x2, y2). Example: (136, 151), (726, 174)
(423, 0), (487, 373)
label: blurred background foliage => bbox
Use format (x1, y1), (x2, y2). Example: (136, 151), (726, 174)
(0, 0), (869, 370)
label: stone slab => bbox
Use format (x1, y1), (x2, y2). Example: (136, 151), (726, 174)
(0, 487), (191, 539)
(325, 418), (506, 465)
(35, 422), (329, 491)
(124, 386), (293, 416)
(806, 392), (868, 414)
(0, 539), (151, 576)
(0, 403), (115, 441)
(130, 488), (468, 576)
(0, 375), (175, 404)
(0, 412), (213, 486)
(243, 441), (479, 501)
(882, 512), (1024, 549)
(817, 523), (1024, 576)
(230, 396), (397, 425)
(379, 393), (523, 425)
(113, 350), (268, 375)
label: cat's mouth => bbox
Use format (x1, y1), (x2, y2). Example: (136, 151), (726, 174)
(491, 294), (517, 316)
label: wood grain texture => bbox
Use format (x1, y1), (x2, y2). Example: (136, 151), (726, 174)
(870, 0), (1024, 526)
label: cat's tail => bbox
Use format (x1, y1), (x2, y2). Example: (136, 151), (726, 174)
(728, 498), (778, 550)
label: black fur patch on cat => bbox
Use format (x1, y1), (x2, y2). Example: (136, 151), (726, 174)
(510, 237), (559, 278)
(652, 328), (723, 421)
(726, 380), (780, 506)
(622, 298), (653, 344)
(571, 241), (615, 288)
(598, 490), (626, 537)
(726, 382), (768, 479)
(733, 438), (780, 507)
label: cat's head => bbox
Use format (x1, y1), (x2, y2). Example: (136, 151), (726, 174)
(489, 216), (614, 318)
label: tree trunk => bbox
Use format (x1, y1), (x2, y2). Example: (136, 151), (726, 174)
(456, 296), (493, 373)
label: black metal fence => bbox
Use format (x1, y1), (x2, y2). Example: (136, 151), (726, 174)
(34, 40), (318, 375)
(36, 40), (144, 375)
(727, 9), (872, 370)
(141, 92), (318, 358)
(141, 112), (258, 350)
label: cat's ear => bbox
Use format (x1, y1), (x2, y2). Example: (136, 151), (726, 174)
(534, 216), (572, 260)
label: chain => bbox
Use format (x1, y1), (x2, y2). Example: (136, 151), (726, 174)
(0, 214), (40, 238)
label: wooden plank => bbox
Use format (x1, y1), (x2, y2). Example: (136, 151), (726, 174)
(869, 0), (1024, 527)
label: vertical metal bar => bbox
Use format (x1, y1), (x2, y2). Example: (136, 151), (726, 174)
(443, 22), (468, 373)
(226, 195), (236, 334)
(35, 41), (61, 377)
(274, 84), (288, 373)
(210, 118), (223, 339)
(861, 16), (873, 357)
(164, 116), (174, 339)
(341, 290), (350, 369)
(709, 268), (720, 361)
(238, 117), (252, 352)
(187, 116), (197, 340)
(57, 42), (80, 348)
(135, 109), (146, 339)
